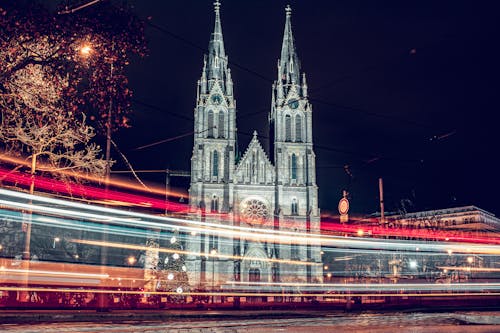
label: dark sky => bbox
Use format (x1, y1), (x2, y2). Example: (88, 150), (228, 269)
(94, 0), (499, 216)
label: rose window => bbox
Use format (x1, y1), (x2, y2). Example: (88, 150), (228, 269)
(241, 199), (269, 224)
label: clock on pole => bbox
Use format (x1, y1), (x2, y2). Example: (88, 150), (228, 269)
(338, 190), (349, 223)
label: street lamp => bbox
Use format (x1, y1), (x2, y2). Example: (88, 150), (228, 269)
(80, 44), (92, 56)
(210, 248), (217, 304)
(53, 237), (60, 249)
(127, 256), (136, 266)
(79, 41), (115, 312)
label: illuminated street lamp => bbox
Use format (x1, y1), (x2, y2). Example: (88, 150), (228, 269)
(127, 256), (136, 266)
(78, 41), (115, 312)
(53, 237), (60, 248)
(80, 44), (92, 56)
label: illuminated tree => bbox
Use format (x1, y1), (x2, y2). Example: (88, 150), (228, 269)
(0, 1), (147, 167)
(157, 235), (190, 303)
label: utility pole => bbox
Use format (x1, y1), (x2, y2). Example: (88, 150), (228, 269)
(20, 153), (37, 302)
(379, 178), (385, 224)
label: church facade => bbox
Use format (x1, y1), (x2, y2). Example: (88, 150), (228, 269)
(185, 3), (322, 288)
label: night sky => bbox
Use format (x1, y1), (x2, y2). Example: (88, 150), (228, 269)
(74, 1), (500, 216)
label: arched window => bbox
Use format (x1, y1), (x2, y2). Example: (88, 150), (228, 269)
(207, 110), (214, 138)
(212, 150), (219, 178)
(285, 114), (291, 141)
(211, 195), (219, 212)
(291, 153), (297, 180)
(218, 111), (225, 138)
(295, 115), (302, 142)
(291, 198), (298, 215)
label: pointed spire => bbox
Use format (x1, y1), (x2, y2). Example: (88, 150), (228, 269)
(207, 1), (227, 82)
(302, 73), (308, 97)
(279, 5), (301, 86)
(226, 67), (233, 96)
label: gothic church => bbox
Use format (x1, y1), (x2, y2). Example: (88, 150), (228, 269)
(186, 2), (322, 287)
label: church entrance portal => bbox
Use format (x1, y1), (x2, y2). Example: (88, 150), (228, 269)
(249, 268), (261, 282)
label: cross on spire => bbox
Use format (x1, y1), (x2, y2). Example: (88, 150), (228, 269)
(285, 5), (292, 16)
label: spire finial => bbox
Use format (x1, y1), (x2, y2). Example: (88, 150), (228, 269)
(214, 1), (221, 14)
(285, 5), (292, 16)
(253, 130), (258, 138)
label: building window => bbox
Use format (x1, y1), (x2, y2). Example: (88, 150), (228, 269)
(218, 111), (225, 138)
(291, 153), (297, 180)
(207, 110), (214, 138)
(285, 114), (291, 141)
(212, 150), (219, 178)
(295, 115), (302, 142)
(291, 198), (298, 215)
(209, 234), (218, 251)
(211, 195), (219, 212)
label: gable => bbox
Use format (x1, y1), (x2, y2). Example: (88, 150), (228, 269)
(234, 132), (275, 185)
(206, 80), (229, 108)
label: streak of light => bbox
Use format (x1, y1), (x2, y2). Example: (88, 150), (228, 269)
(223, 281), (500, 291)
(321, 221), (500, 245)
(0, 268), (109, 279)
(70, 239), (320, 266)
(437, 266), (500, 272)
(334, 256), (355, 261)
(0, 286), (498, 298)
(323, 248), (499, 257)
(0, 167), (188, 212)
(3, 164), (500, 247)
(0, 162), (184, 199)
(2, 188), (500, 255)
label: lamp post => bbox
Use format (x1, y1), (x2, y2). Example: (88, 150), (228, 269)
(210, 248), (217, 304)
(79, 42), (114, 312)
(20, 153), (38, 302)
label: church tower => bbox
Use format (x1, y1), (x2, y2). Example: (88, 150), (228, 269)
(186, 1), (237, 287)
(269, 5), (322, 282)
(189, 0), (236, 214)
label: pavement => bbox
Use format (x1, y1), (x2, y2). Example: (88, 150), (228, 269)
(0, 308), (325, 324)
(1, 310), (500, 333)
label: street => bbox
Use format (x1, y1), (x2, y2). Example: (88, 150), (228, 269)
(1, 311), (500, 333)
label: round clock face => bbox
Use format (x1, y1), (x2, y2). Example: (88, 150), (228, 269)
(240, 199), (269, 225)
(289, 99), (299, 109)
(338, 198), (349, 215)
(211, 94), (222, 105)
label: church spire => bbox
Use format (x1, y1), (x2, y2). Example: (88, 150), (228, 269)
(279, 5), (301, 87)
(206, 1), (227, 83)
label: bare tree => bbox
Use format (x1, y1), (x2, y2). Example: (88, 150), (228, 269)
(0, 56), (107, 178)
